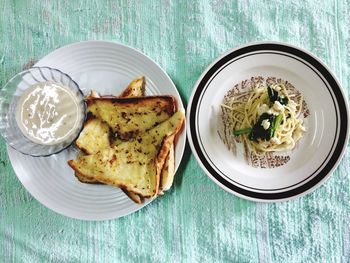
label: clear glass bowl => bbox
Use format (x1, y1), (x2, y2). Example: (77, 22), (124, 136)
(0, 67), (86, 156)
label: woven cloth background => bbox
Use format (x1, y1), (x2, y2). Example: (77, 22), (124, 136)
(0, 1), (349, 262)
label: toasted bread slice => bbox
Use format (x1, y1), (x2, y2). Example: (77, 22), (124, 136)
(119, 76), (145, 97)
(86, 96), (176, 140)
(85, 76), (145, 100)
(74, 172), (142, 204)
(76, 110), (176, 194)
(86, 90), (100, 99)
(75, 76), (176, 200)
(75, 78), (145, 171)
(76, 77), (146, 202)
(76, 118), (111, 155)
(68, 112), (184, 197)
(159, 138), (175, 195)
(75, 171), (102, 184)
(121, 188), (143, 204)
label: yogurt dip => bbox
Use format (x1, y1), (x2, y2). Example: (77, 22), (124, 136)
(16, 81), (82, 145)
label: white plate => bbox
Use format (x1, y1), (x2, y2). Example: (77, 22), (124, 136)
(7, 41), (186, 220)
(187, 41), (349, 202)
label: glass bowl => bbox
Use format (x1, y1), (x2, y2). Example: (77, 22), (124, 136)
(0, 67), (86, 156)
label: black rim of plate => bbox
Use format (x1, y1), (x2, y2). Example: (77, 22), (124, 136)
(189, 43), (348, 200)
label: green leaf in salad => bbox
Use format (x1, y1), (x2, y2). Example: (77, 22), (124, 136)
(248, 113), (275, 142)
(267, 85), (289, 105)
(267, 86), (278, 103)
(269, 114), (283, 139)
(233, 127), (252, 136)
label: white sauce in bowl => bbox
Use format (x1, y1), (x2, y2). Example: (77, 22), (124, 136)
(15, 81), (82, 145)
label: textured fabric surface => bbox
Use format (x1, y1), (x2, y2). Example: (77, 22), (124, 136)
(1, 0), (350, 262)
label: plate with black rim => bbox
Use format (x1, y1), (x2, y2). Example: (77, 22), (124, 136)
(187, 41), (349, 202)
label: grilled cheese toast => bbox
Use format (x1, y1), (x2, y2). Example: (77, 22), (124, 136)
(73, 76), (178, 202)
(86, 96), (176, 140)
(68, 112), (184, 197)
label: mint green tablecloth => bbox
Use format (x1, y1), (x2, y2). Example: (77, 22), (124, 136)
(1, 1), (350, 262)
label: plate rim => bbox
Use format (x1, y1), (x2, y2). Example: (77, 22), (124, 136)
(186, 40), (350, 202)
(7, 40), (186, 220)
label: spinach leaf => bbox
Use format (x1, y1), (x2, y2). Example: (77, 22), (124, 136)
(278, 96), (289, 105)
(248, 113), (275, 141)
(233, 113), (283, 142)
(267, 86), (289, 105)
(269, 114), (283, 139)
(267, 86), (278, 103)
(233, 128), (252, 136)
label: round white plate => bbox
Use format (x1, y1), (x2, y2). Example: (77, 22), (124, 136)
(7, 41), (186, 220)
(187, 41), (349, 202)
